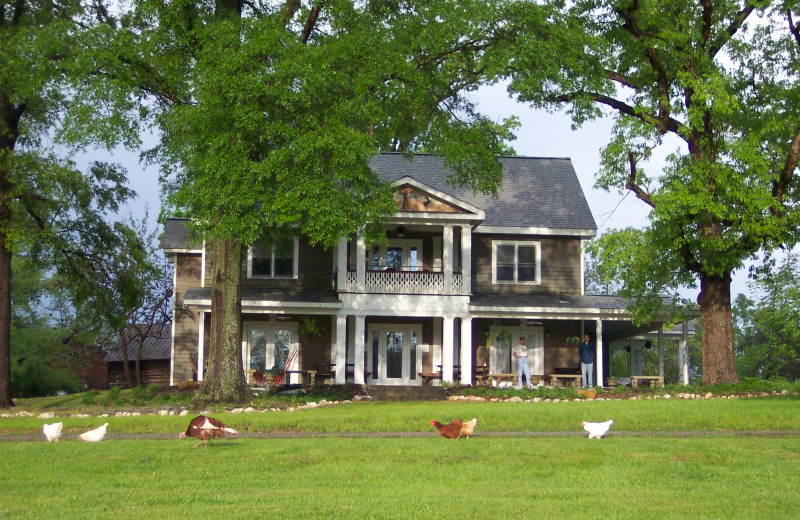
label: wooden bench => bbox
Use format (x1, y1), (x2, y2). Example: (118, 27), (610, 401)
(488, 373), (518, 386)
(550, 374), (583, 388)
(418, 372), (443, 386)
(283, 370), (317, 386)
(631, 375), (664, 388)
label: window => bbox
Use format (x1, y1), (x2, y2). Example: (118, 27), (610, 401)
(492, 240), (541, 284)
(248, 238), (299, 278)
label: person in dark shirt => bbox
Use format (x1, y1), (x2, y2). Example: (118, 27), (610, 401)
(578, 334), (595, 387)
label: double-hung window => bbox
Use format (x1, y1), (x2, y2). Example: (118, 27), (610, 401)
(492, 240), (541, 284)
(248, 238), (299, 279)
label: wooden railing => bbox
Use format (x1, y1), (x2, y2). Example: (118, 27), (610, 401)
(345, 270), (464, 295)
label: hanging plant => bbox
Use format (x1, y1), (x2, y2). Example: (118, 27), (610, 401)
(299, 316), (326, 341)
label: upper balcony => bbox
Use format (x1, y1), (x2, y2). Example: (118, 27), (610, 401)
(345, 269), (463, 295)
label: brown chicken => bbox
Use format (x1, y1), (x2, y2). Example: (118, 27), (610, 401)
(431, 418), (463, 439)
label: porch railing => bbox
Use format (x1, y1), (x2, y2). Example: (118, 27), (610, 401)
(345, 270), (463, 295)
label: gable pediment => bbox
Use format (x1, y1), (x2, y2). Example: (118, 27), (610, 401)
(391, 177), (483, 217)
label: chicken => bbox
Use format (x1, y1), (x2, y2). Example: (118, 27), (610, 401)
(431, 418), (463, 439)
(179, 415), (238, 448)
(43, 422), (63, 442)
(79, 423), (108, 442)
(581, 419), (613, 439)
(460, 418), (477, 439)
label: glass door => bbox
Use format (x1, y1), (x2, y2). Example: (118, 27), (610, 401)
(367, 324), (422, 385)
(243, 322), (299, 383)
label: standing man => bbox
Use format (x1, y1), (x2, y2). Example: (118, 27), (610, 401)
(514, 336), (533, 388)
(579, 334), (595, 388)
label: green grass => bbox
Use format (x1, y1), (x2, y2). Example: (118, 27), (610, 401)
(3, 391), (800, 519)
(3, 396), (800, 436)
(2, 435), (799, 519)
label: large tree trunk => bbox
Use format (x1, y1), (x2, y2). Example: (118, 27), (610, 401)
(698, 273), (739, 385)
(0, 211), (12, 408)
(197, 236), (248, 403)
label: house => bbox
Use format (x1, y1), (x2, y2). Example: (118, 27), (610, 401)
(105, 324), (172, 387)
(163, 153), (693, 388)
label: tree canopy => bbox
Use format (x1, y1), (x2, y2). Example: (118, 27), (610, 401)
(505, 0), (800, 383)
(108, 0), (519, 402)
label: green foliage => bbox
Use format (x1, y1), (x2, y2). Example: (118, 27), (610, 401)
(733, 253), (800, 381)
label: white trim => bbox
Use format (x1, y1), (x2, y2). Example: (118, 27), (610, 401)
(475, 225), (596, 237)
(197, 312), (205, 381)
(164, 248), (203, 254)
(580, 239), (586, 296)
(169, 257), (178, 387)
(491, 240), (542, 285)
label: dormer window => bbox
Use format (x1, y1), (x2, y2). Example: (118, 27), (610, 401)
(248, 238), (299, 279)
(492, 240), (541, 284)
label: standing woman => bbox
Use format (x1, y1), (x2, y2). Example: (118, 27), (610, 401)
(514, 336), (532, 388)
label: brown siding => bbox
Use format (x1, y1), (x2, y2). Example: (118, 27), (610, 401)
(173, 253), (202, 383)
(204, 237), (335, 293)
(472, 234), (582, 295)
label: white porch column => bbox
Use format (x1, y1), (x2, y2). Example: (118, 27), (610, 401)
(335, 315), (347, 384)
(460, 317), (473, 385)
(354, 316), (365, 384)
(356, 231), (366, 292)
(595, 320), (603, 386)
(443, 225), (453, 294)
(336, 237), (347, 291)
(657, 328), (664, 377)
(460, 226), (472, 295)
(197, 311), (205, 382)
(442, 317), (455, 382)
(681, 320), (690, 384)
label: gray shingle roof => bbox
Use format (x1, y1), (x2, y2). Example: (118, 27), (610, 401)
(369, 153), (597, 231)
(163, 218), (201, 251)
(163, 154), (598, 251)
(104, 324), (172, 362)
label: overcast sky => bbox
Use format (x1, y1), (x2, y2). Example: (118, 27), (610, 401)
(111, 82), (757, 300)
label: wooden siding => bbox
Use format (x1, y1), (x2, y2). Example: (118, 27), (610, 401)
(108, 361), (170, 388)
(173, 253), (202, 383)
(471, 234), (582, 295)
(203, 237), (335, 292)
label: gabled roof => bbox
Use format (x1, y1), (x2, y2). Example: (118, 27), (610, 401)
(163, 218), (202, 253)
(104, 324), (172, 362)
(370, 153), (597, 235)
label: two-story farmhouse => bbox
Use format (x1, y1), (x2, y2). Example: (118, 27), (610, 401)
(163, 153), (692, 388)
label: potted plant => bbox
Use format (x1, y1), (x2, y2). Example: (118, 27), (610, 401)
(299, 316), (325, 341)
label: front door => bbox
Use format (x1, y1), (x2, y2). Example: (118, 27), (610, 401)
(489, 325), (544, 379)
(367, 324), (422, 385)
(243, 322), (299, 383)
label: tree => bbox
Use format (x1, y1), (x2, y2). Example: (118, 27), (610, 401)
(0, 1), (143, 406)
(505, 0), (800, 384)
(117, 1), (517, 401)
(109, 213), (172, 388)
(733, 252), (800, 381)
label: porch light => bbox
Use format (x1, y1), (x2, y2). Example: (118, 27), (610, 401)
(396, 226), (406, 238)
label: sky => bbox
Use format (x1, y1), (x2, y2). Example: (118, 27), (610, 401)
(110, 82), (755, 301)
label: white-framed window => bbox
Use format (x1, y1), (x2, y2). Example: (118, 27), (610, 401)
(247, 238), (299, 279)
(492, 240), (541, 284)
(369, 239), (423, 271)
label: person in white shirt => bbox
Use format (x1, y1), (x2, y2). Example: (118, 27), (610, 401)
(513, 336), (533, 388)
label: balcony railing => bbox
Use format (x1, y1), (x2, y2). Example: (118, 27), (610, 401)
(345, 270), (463, 295)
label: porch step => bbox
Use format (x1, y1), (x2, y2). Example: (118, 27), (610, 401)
(365, 385), (448, 401)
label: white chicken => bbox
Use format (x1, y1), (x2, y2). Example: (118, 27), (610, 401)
(581, 419), (613, 439)
(43, 422), (63, 442)
(78, 423), (108, 442)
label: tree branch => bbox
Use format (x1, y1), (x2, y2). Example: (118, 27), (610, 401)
(772, 126), (800, 206)
(705, 1), (756, 58)
(299, 2), (324, 44)
(625, 151), (656, 208)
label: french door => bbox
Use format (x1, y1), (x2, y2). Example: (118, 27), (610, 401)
(488, 326), (544, 377)
(243, 322), (299, 383)
(367, 324), (422, 385)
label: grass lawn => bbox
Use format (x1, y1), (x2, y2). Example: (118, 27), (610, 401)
(2, 394), (800, 519)
(2, 435), (798, 519)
